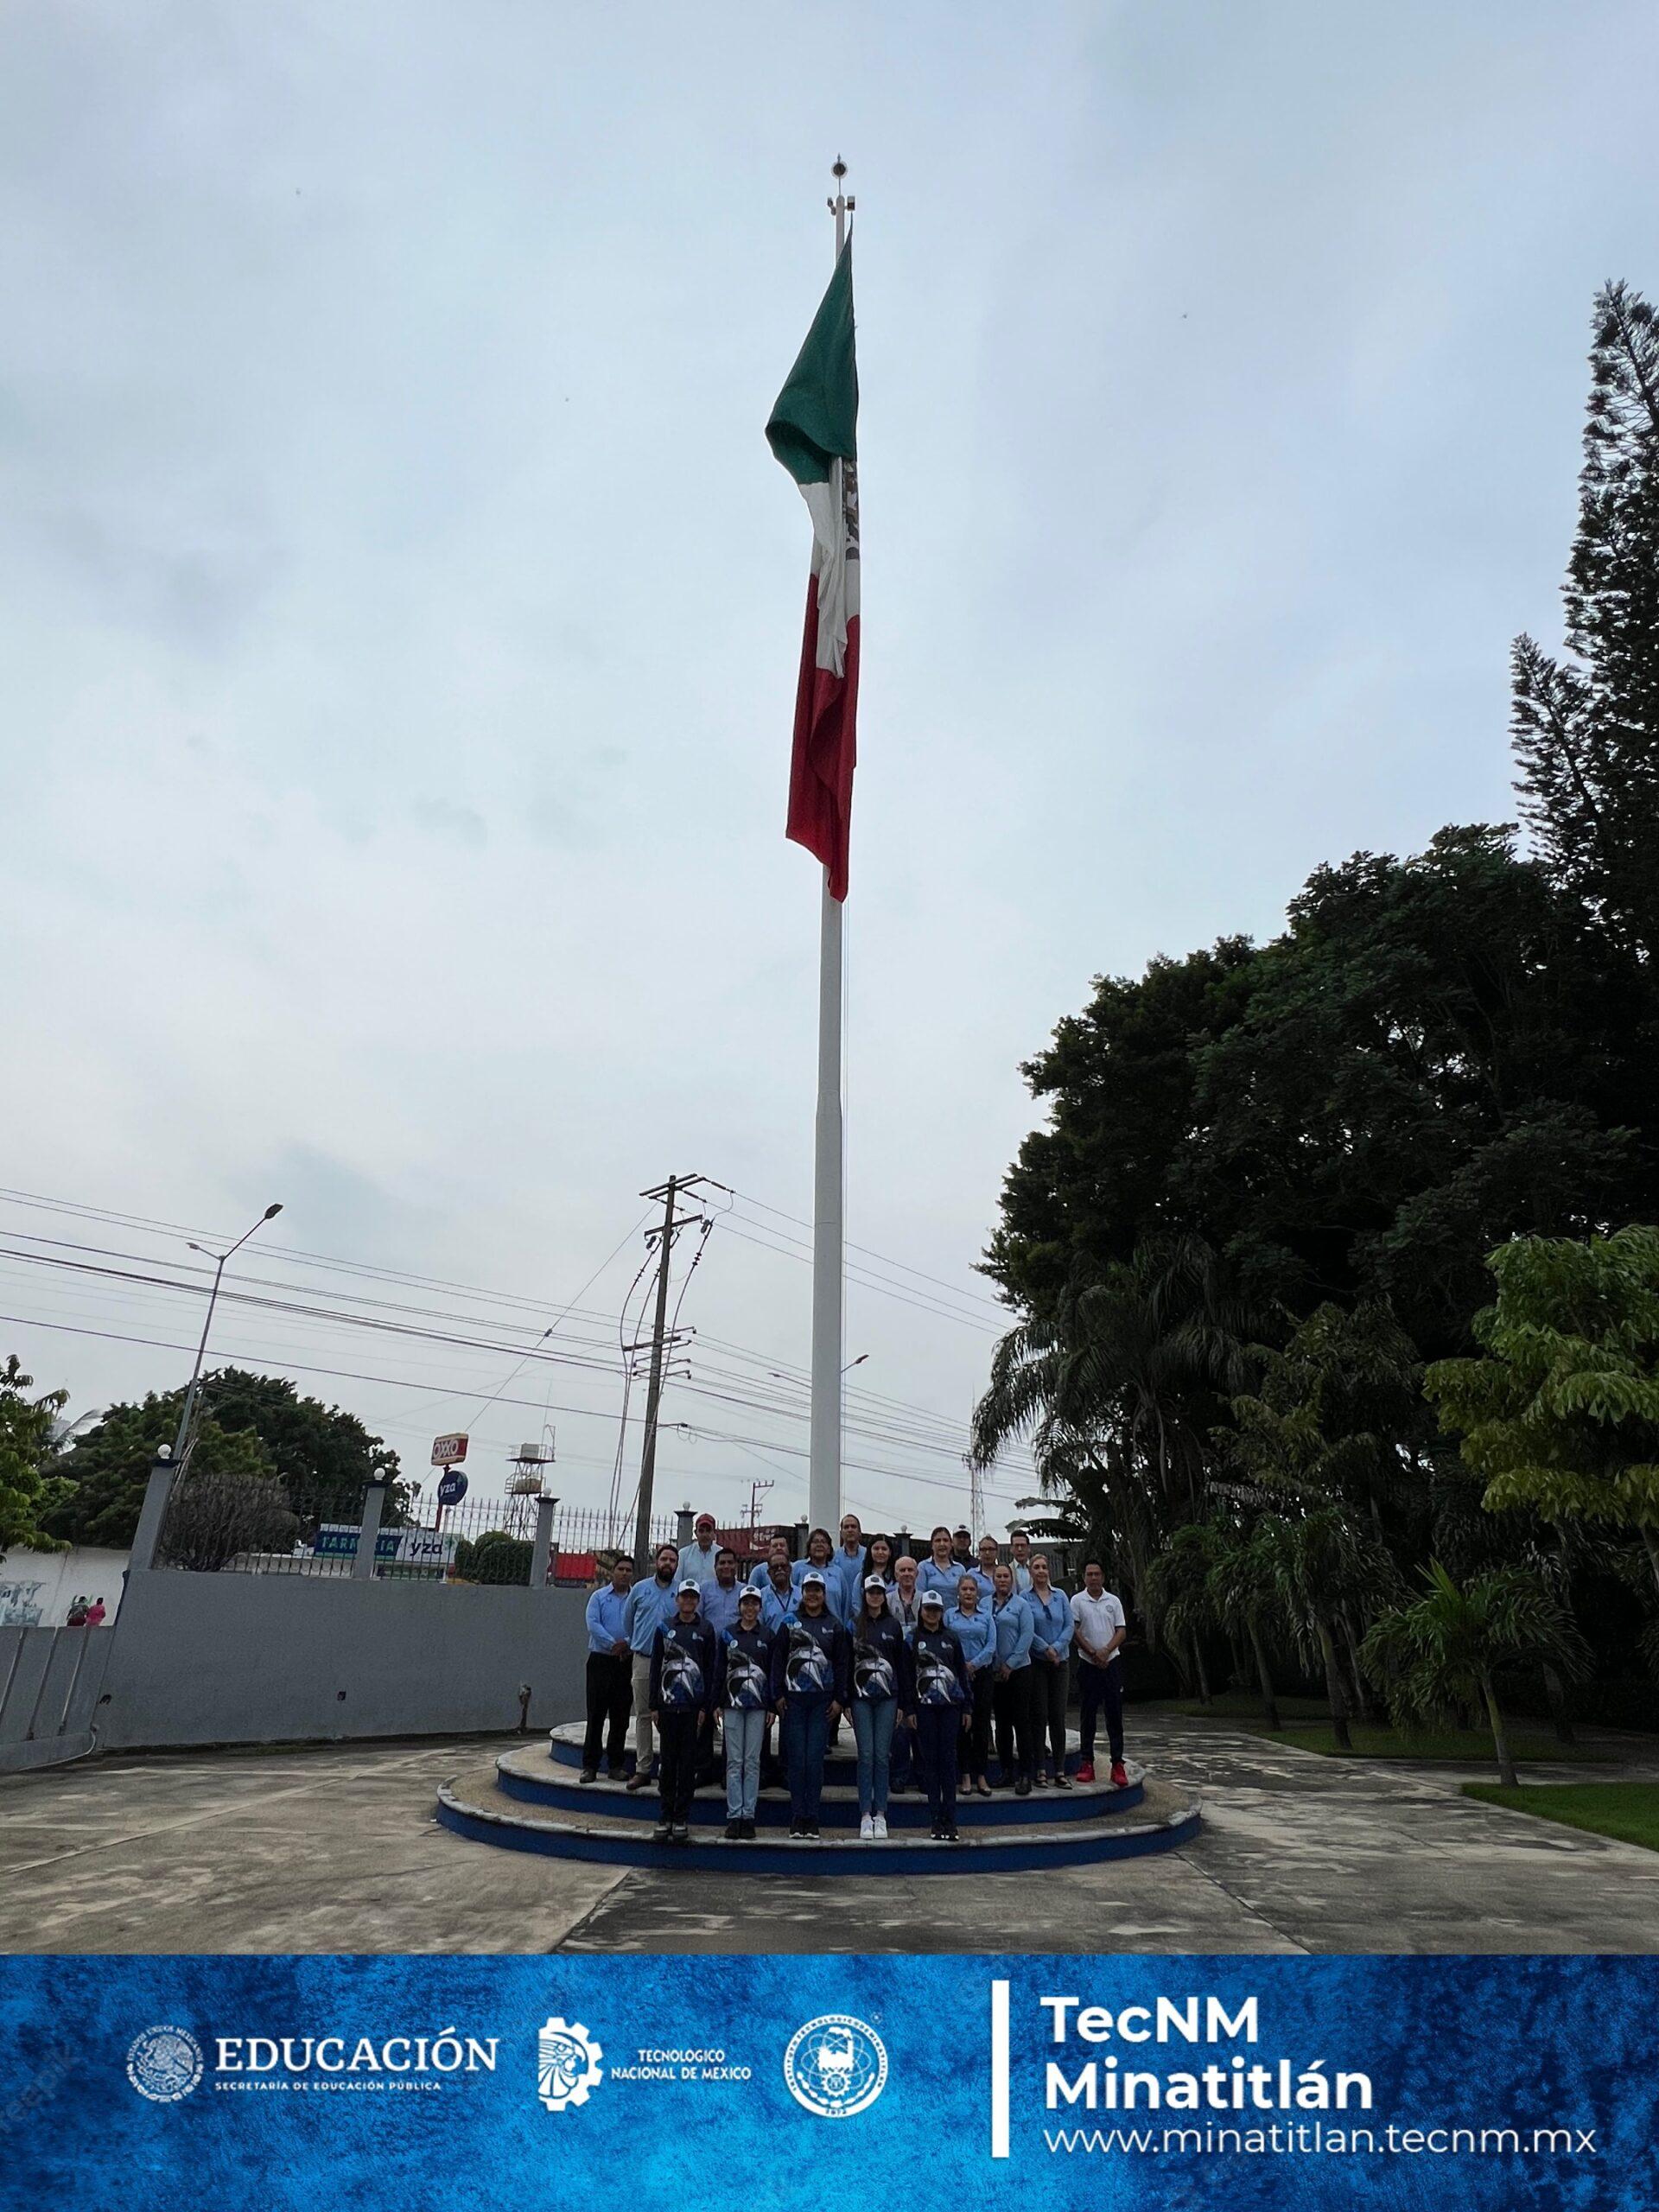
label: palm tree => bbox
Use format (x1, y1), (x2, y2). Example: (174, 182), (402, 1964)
(970, 1238), (1260, 1640)
(1270, 1505), (1402, 1751)
(1208, 1518), (1293, 1730)
(1146, 1522), (1224, 1702)
(1360, 1560), (1590, 1787)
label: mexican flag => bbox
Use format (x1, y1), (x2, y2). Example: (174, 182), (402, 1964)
(766, 241), (860, 902)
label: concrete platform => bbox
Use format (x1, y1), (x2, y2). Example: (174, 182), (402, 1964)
(438, 1757), (1198, 1873)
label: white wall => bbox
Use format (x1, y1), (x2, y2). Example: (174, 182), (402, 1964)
(0, 1547), (129, 1628)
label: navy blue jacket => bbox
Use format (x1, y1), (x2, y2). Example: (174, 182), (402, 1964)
(715, 1624), (776, 1711)
(908, 1624), (969, 1710)
(849, 1609), (908, 1704)
(649, 1616), (717, 1719)
(770, 1610), (851, 1706)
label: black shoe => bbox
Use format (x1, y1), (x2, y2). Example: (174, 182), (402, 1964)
(806, 1821), (821, 1838)
(671, 1823), (690, 1844)
(723, 1819), (741, 1840)
(1015, 1777), (1032, 1797)
(788, 1821), (805, 1838)
(578, 1768), (598, 1784)
(930, 1822), (944, 1840)
(945, 1824), (961, 1842)
(652, 1821), (672, 1842)
(626, 1767), (655, 1792)
(741, 1818), (756, 1839)
(1054, 1772), (1072, 1789)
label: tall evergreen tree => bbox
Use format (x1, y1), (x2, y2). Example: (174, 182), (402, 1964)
(1512, 283), (1659, 955)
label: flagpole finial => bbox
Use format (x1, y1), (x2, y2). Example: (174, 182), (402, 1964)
(828, 156), (855, 232)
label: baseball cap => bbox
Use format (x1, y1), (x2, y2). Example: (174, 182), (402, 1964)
(801, 1568), (829, 1588)
(737, 1585), (762, 1605)
(918, 1588), (944, 1610)
(676, 1577), (702, 1595)
(696, 1512), (716, 1528)
(863, 1573), (888, 1591)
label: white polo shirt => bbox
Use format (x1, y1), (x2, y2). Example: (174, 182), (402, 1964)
(1070, 1587), (1126, 1665)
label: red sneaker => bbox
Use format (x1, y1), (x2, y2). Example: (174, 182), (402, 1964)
(1075, 1761), (1096, 1783)
(1109, 1761), (1128, 1789)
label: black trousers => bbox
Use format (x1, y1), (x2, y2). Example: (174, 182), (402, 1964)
(1077, 1659), (1124, 1764)
(582, 1652), (632, 1773)
(915, 1707), (960, 1827)
(993, 1667), (1038, 1783)
(657, 1711), (703, 1822)
(963, 1669), (994, 1779)
(1031, 1656), (1070, 1775)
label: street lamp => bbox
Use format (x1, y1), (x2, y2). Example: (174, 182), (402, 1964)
(170, 1203), (283, 1470)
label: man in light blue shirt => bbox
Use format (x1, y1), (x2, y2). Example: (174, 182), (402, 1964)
(581, 1556), (635, 1783)
(623, 1543), (681, 1789)
(700, 1548), (746, 1640)
(830, 1511), (868, 1618)
(1008, 1528), (1035, 1595)
(677, 1512), (721, 1587)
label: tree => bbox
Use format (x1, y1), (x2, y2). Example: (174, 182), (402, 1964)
(1360, 1560), (1589, 1787)
(1511, 283), (1659, 957)
(0, 1354), (72, 1550)
(45, 1368), (404, 1550)
(1207, 1517), (1294, 1730)
(43, 1394), (276, 1551)
(1145, 1521), (1224, 1702)
(157, 1471), (301, 1573)
(1425, 1224), (1659, 1599)
(1269, 1506), (1402, 1751)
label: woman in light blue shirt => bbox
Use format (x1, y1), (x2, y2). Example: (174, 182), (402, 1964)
(945, 1572), (997, 1798)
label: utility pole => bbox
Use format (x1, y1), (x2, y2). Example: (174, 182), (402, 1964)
(631, 1173), (709, 1567)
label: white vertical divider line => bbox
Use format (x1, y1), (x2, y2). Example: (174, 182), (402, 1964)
(990, 1978), (1011, 2158)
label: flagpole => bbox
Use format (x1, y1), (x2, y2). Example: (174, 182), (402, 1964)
(808, 161), (853, 1541)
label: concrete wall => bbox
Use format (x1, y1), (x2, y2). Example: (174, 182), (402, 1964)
(0, 1547), (130, 1627)
(0, 1624), (111, 1764)
(96, 1570), (590, 1751)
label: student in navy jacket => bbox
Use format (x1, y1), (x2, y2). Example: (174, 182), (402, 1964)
(905, 1588), (969, 1841)
(648, 1580), (717, 1844)
(715, 1584), (775, 1840)
(849, 1574), (908, 1840)
(769, 1569), (850, 1839)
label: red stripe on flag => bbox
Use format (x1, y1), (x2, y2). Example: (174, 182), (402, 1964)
(785, 578), (859, 901)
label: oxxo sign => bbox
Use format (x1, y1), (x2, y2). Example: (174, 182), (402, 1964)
(430, 1433), (469, 1467)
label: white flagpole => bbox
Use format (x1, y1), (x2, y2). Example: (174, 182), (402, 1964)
(808, 162), (852, 1540)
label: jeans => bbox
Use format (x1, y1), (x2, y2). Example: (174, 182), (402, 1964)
(993, 1667), (1037, 1783)
(851, 1698), (896, 1815)
(657, 1710), (703, 1822)
(783, 1699), (830, 1823)
(1031, 1654), (1070, 1775)
(582, 1652), (631, 1773)
(630, 1654), (656, 1769)
(888, 1701), (913, 1789)
(915, 1706), (960, 1828)
(723, 1707), (765, 1820)
(1077, 1659), (1124, 1765)
(963, 1669), (994, 1780)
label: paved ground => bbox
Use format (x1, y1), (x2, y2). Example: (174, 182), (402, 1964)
(3, 1715), (1657, 1955)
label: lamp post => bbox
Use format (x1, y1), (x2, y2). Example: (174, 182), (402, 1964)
(172, 1203), (283, 1471)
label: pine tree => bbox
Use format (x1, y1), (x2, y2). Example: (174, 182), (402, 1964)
(1512, 283), (1659, 955)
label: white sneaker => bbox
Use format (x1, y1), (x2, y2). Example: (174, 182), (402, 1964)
(859, 1814), (874, 1840)
(872, 1815), (888, 1840)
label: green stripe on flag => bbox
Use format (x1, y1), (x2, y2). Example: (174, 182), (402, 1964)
(766, 242), (858, 486)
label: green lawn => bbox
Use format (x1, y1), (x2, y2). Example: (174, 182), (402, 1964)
(1147, 1693), (1332, 1724)
(1463, 1781), (1659, 1852)
(1254, 1722), (1605, 1764)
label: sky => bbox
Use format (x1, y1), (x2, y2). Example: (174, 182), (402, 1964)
(3, 0), (1656, 1544)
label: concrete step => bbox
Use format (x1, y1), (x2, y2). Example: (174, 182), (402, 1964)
(435, 1764), (1200, 1876)
(498, 1742), (1143, 1826)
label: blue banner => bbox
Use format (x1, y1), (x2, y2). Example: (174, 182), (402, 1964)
(1, 1955), (1651, 2208)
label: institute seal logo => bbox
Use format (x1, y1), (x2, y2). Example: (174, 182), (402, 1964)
(537, 2016), (604, 2111)
(126, 2024), (204, 2103)
(782, 2014), (888, 2120)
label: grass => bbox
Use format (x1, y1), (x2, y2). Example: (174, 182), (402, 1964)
(1462, 1781), (1659, 1853)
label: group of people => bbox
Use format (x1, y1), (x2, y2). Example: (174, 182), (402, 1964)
(580, 1510), (1128, 1846)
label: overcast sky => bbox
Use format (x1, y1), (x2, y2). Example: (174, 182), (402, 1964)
(3, 1), (1655, 1541)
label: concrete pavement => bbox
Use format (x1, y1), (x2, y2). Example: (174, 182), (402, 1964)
(2, 1715), (1656, 1955)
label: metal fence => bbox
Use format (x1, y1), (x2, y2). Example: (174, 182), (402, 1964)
(151, 1473), (681, 1586)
